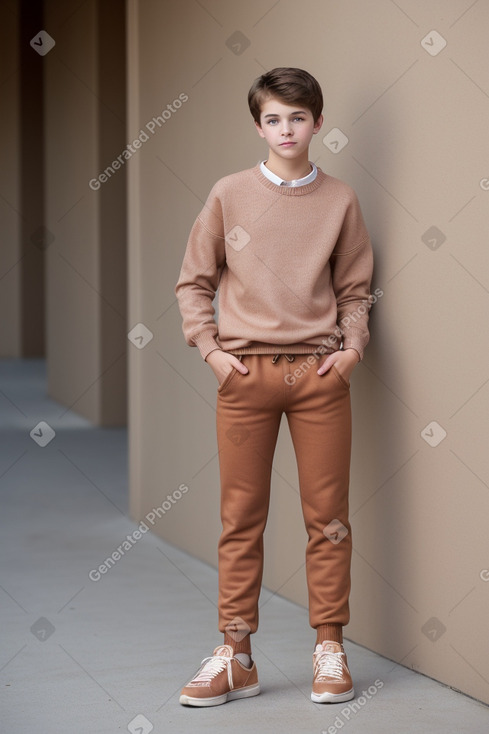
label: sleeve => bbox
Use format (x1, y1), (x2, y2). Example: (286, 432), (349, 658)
(330, 192), (374, 361)
(174, 186), (227, 360)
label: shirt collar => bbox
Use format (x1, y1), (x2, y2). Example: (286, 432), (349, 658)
(260, 160), (317, 187)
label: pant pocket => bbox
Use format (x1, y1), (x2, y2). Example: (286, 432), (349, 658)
(217, 367), (238, 395)
(331, 364), (350, 389)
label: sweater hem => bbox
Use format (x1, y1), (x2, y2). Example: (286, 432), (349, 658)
(226, 343), (338, 356)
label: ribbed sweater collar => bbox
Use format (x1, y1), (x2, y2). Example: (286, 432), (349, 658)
(252, 163), (326, 196)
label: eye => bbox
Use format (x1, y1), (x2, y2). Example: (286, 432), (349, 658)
(266, 119), (278, 125)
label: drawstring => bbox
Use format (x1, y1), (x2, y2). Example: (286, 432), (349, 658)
(233, 353), (296, 363)
(272, 354), (295, 363)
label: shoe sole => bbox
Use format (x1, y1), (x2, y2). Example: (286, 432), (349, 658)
(179, 683), (260, 707)
(311, 687), (354, 704)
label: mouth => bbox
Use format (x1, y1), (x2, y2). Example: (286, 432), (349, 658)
(280, 142), (296, 146)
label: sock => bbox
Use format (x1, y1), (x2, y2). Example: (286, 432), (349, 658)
(234, 653), (252, 667)
(223, 630), (252, 662)
(315, 623), (343, 646)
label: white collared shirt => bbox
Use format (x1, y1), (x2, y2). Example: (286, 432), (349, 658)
(260, 159), (317, 187)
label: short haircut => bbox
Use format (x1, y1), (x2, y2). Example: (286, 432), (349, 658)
(248, 67), (323, 125)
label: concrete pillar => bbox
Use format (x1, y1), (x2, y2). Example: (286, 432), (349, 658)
(43, 0), (127, 425)
(0, 0), (45, 358)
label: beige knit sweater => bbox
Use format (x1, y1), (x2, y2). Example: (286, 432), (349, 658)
(175, 163), (374, 361)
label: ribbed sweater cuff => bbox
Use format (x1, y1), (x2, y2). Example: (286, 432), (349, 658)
(193, 331), (222, 361)
(342, 341), (365, 362)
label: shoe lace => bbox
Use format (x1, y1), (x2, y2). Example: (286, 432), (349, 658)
(314, 651), (344, 682)
(191, 655), (231, 685)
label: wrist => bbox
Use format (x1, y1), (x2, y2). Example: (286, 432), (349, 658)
(204, 347), (222, 363)
(342, 347), (360, 363)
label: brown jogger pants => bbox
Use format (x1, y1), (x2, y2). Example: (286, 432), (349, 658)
(216, 352), (352, 636)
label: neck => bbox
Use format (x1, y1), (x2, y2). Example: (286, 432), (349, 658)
(265, 150), (312, 182)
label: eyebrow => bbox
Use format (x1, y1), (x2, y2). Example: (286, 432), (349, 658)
(263, 110), (308, 118)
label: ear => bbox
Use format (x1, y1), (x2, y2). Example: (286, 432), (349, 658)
(254, 119), (266, 139)
(312, 113), (324, 134)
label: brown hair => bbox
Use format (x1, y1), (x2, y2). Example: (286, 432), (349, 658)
(248, 67), (323, 125)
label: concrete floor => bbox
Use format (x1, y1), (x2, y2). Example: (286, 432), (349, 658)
(1, 358), (488, 733)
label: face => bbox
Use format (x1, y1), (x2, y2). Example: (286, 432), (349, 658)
(254, 97), (323, 159)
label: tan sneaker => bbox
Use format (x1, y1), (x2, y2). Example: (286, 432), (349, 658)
(311, 641), (354, 703)
(179, 644), (260, 707)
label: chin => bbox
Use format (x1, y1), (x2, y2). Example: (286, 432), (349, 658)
(277, 146), (301, 154)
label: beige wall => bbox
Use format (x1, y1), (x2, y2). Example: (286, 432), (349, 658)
(127, 0), (489, 703)
(43, 0), (127, 424)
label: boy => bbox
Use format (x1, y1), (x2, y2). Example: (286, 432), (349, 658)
(175, 67), (374, 707)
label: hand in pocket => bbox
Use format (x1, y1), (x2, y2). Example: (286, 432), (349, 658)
(206, 349), (249, 385)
